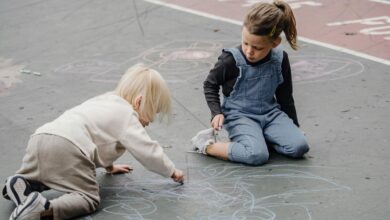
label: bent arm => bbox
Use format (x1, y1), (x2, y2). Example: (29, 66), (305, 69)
(119, 112), (175, 178)
(275, 52), (299, 127)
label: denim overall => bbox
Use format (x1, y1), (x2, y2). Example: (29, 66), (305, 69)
(222, 47), (309, 165)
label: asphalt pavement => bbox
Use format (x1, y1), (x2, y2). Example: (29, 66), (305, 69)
(0, 0), (389, 219)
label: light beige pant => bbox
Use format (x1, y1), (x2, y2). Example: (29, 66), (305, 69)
(16, 134), (100, 220)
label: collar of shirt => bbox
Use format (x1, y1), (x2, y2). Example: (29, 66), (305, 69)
(237, 45), (272, 66)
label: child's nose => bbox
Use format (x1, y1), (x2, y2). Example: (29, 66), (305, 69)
(246, 48), (254, 56)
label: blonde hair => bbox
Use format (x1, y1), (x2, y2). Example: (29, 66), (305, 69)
(244, 0), (298, 50)
(115, 63), (171, 122)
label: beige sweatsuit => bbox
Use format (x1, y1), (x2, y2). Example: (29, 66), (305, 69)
(16, 92), (175, 219)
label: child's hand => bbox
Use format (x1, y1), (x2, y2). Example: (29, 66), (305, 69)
(171, 169), (184, 183)
(107, 164), (133, 174)
(211, 114), (224, 130)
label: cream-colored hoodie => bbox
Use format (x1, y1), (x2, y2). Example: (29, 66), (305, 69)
(34, 92), (175, 178)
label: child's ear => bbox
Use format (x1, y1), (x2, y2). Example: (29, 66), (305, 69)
(132, 95), (142, 111)
(272, 36), (282, 48)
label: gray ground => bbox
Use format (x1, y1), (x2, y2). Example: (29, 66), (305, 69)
(0, 1), (389, 219)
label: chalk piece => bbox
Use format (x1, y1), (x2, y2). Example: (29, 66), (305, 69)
(20, 69), (42, 76)
(186, 150), (199, 154)
(162, 145), (172, 148)
(20, 69), (32, 74)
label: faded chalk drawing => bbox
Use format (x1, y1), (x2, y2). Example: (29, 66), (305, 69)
(0, 58), (23, 95)
(54, 59), (123, 84)
(54, 60), (120, 75)
(290, 55), (365, 84)
(53, 41), (364, 86)
(52, 41), (224, 84)
(140, 41), (222, 84)
(53, 52), (144, 84)
(91, 163), (351, 220)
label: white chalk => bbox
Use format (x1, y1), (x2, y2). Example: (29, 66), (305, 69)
(20, 69), (32, 74)
(19, 69), (42, 76)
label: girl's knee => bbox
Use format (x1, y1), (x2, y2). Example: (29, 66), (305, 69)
(230, 139), (269, 165)
(245, 151), (269, 165)
(288, 140), (309, 158)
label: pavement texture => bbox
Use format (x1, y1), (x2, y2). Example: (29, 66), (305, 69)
(0, 0), (389, 219)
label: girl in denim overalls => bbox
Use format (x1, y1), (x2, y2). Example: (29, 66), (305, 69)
(192, 1), (309, 165)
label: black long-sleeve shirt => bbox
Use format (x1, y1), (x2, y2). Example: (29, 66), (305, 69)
(203, 46), (300, 127)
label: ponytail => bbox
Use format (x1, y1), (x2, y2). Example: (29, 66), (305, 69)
(273, 0), (298, 50)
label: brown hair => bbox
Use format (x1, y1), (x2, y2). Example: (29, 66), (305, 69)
(243, 0), (298, 50)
